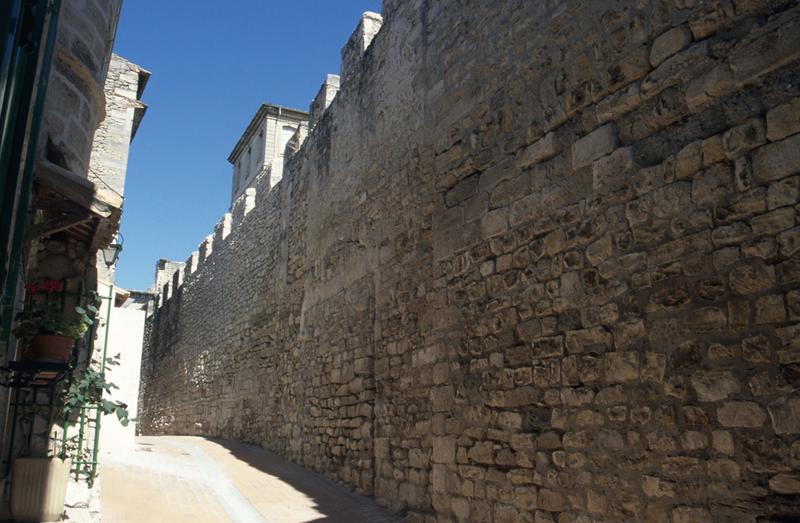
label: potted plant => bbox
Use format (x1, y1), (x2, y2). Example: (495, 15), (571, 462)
(12, 295), (98, 363)
(8, 355), (131, 523)
(8, 290), (114, 522)
(10, 454), (72, 522)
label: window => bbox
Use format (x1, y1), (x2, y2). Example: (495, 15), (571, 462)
(279, 126), (296, 156)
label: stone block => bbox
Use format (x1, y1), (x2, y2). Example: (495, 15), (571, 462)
(537, 489), (566, 512)
(432, 437), (455, 466)
(685, 306), (727, 331)
(729, 259), (775, 295)
(532, 336), (564, 359)
(481, 208), (508, 239)
(702, 135), (725, 166)
(572, 124), (618, 169)
(767, 176), (799, 210)
(722, 118), (766, 159)
(490, 173), (530, 209)
(445, 174), (478, 207)
(768, 397), (800, 434)
(752, 133), (800, 183)
(596, 83), (641, 124)
(467, 441), (494, 465)
(641, 42), (709, 99)
(517, 132), (558, 169)
(779, 227), (800, 257)
(712, 431), (734, 456)
(767, 97), (800, 142)
(604, 352), (639, 383)
(769, 473), (800, 494)
(685, 63), (734, 111)
(751, 207), (795, 236)
(675, 141), (703, 180)
(691, 370), (740, 402)
(728, 9), (800, 85)
(592, 147), (634, 193)
(650, 26), (692, 67)
(717, 401), (767, 428)
(755, 294), (786, 324)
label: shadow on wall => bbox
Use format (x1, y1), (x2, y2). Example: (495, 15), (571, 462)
(201, 437), (400, 523)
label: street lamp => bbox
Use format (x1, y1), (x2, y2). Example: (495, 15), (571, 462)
(100, 234), (123, 268)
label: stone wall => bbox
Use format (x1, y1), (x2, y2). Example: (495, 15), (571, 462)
(88, 54), (148, 210)
(40, 0), (123, 177)
(140, 1), (800, 521)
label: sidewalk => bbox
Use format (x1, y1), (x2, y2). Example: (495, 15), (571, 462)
(98, 436), (399, 523)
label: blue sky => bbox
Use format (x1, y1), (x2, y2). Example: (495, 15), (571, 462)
(113, 0), (382, 291)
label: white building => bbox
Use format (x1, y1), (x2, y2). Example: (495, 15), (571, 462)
(228, 104), (308, 204)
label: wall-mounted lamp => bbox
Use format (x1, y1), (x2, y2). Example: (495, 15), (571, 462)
(101, 234), (124, 268)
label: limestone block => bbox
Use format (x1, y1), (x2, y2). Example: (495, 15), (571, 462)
(751, 207), (795, 236)
(685, 306), (727, 331)
(445, 174), (478, 208)
(755, 294), (786, 324)
(766, 97), (800, 142)
(702, 135), (725, 166)
(593, 147), (634, 193)
(769, 473), (800, 494)
(728, 8), (800, 85)
(768, 396), (800, 434)
(572, 124), (618, 169)
(779, 227), (800, 257)
(766, 177), (798, 211)
(641, 42), (709, 99)
(537, 489), (566, 512)
(675, 141), (702, 180)
(467, 441), (493, 465)
(604, 352), (639, 383)
(722, 118), (766, 159)
(596, 83), (641, 124)
(712, 431), (734, 456)
(717, 401), (767, 427)
(685, 63), (734, 111)
(691, 370), (740, 402)
(650, 26), (692, 67)
(531, 336), (564, 359)
(490, 173), (530, 209)
(752, 131), (800, 183)
(689, 0), (734, 39)
(729, 259), (775, 295)
(517, 131), (558, 169)
(480, 208), (509, 239)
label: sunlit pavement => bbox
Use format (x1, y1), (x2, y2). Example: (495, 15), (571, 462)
(99, 436), (400, 523)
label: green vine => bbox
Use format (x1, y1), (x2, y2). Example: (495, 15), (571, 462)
(62, 353), (134, 426)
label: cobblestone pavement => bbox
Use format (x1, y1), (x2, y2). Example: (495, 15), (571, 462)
(99, 436), (399, 522)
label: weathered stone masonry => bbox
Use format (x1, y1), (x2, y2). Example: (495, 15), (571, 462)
(141, 1), (800, 520)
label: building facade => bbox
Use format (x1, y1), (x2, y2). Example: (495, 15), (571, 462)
(228, 104), (308, 205)
(0, 1), (147, 516)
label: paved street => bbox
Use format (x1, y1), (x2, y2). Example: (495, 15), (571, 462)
(99, 436), (399, 523)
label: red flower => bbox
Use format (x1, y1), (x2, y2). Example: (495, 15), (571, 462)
(24, 279), (63, 294)
(40, 279), (63, 292)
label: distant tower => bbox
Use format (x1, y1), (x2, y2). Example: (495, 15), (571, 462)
(227, 104), (308, 204)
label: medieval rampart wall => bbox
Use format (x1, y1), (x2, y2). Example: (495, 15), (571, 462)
(141, 1), (800, 520)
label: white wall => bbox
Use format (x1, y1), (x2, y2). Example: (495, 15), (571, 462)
(99, 305), (146, 451)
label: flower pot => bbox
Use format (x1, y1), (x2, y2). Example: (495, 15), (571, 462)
(10, 457), (71, 522)
(24, 334), (74, 363)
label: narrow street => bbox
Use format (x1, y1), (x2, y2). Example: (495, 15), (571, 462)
(99, 436), (399, 523)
